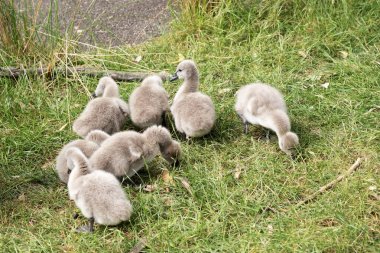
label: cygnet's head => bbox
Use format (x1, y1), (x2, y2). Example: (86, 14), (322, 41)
(169, 60), (198, 82)
(92, 76), (118, 98)
(279, 132), (299, 156)
(160, 140), (181, 166)
(65, 147), (82, 174)
(65, 147), (90, 176)
(142, 75), (163, 86)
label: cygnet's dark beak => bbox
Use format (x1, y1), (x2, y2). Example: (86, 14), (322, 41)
(169, 72), (179, 82)
(91, 92), (97, 99)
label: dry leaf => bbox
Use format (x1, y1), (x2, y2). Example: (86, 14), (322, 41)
(29, 219), (36, 226)
(369, 192), (380, 201)
(364, 106), (380, 115)
(218, 88), (231, 94)
(267, 224), (274, 234)
(298, 50), (308, 58)
(134, 55), (142, 63)
(18, 193), (26, 201)
(18, 102), (26, 109)
(58, 123), (68, 132)
(124, 231), (134, 240)
(234, 166), (242, 179)
(321, 82), (329, 89)
(42, 160), (54, 169)
(161, 169), (174, 185)
(163, 197), (173, 206)
(339, 51), (348, 59)
(319, 218), (339, 227)
(178, 53), (185, 62)
(179, 177), (192, 195)
(368, 185), (377, 191)
(143, 184), (157, 192)
(307, 74), (322, 81)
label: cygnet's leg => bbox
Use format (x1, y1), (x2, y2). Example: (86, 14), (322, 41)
(76, 217), (95, 233)
(88, 217), (95, 232)
(161, 111), (167, 128)
(244, 122), (249, 134)
(237, 113), (248, 134)
(265, 129), (271, 142)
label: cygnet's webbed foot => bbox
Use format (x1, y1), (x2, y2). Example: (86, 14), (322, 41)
(177, 132), (186, 141)
(173, 159), (180, 168)
(265, 129), (271, 142)
(76, 217), (95, 233)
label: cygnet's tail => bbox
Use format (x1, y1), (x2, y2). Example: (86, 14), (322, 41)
(279, 132), (299, 155)
(95, 76), (119, 98)
(85, 130), (110, 145)
(143, 125), (172, 145)
(142, 75), (163, 86)
(66, 147), (90, 174)
(72, 119), (92, 138)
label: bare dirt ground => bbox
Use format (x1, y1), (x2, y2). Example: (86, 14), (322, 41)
(20, 0), (174, 47)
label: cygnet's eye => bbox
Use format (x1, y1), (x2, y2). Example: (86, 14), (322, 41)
(178, 69), (183, 72)
(67, 168), (72, 175)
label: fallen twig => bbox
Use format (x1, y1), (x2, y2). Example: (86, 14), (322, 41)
(295, 157), (363, 207)
(128, 237), (147, 253)
(0, 66), (169, 82)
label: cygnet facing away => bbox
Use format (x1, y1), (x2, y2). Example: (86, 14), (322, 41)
(55, 130), (110, 184)
(89, 125), (181, 178)
(129, 75), (169, 128)
(72, 76), (129, 138)
(169, 60), (216, 138)
(66, 147), (132, 233)
(235, 83), (299, 155)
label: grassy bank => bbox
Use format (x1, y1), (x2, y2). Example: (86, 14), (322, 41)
(1, 0), (379, 252)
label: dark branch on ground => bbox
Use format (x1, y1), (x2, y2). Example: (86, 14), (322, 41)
(0, 66), (169, 82)
(295, 157), (363, 207)
(128, 237), (147, 253)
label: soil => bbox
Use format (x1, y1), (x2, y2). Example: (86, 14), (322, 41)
(17, 0), (174, 47)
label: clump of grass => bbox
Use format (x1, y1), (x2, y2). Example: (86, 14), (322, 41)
(0, 0), (64, 66)
(0, 0), (379, 252)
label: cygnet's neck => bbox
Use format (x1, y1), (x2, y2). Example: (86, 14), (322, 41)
(174, 69), (199, 102)
(96, 78), (120, 98)
(183, 69), (199, 93)
(70, 157), (91, 182)
(103, 82), (119, 98)
(273, 110), (291, 137)
(259, 109), (291, 137)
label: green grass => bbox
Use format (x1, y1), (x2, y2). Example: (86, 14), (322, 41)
(1, 0), (379, 252)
